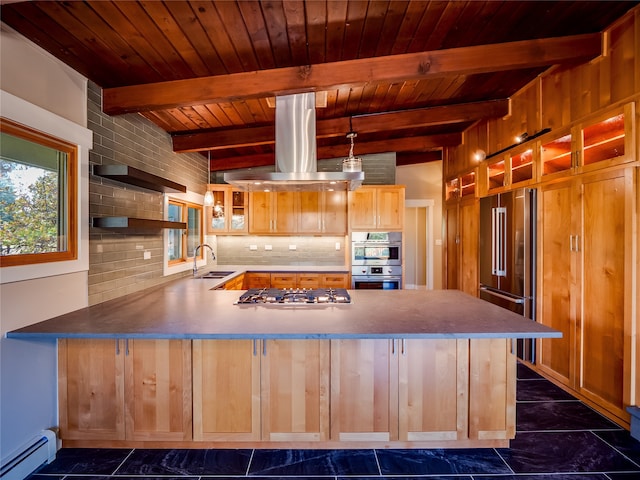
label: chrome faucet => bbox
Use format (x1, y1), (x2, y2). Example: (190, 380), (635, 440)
(193, 244), (216, 277)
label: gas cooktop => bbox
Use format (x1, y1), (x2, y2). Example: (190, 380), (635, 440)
(236, 288), (351, 305)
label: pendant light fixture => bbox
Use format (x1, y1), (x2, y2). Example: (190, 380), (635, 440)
(203, 150), (214, 205)
(342, 118), (362, 172)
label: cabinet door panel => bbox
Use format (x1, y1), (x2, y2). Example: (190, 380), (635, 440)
(330, 339), (398, 441)
(349, 188), (376, 229)
(459, 201), (479, 296)
(468, 339), (516, 440)
(275, 191), (297, 233)
(377, 187), (404, 230)
(580, 172), (626, 410)
(262, 340), (329, 441)
(323, 191), (347, 234)
(539, 182), (575, 384)
(125, 339), (192, 441)
(399, 339), (468, 441)
(298, 191), (322, 233)
(58, 339), (125, 440)
(193, 340), (260, 441)
(249, 191), (273, 233)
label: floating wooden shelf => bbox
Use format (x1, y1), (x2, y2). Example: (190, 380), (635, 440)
(93, 164), (186, 193)
(92, 217), (187, 230)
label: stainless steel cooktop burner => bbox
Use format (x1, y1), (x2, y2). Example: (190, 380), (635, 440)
(236, 288), (351, 304)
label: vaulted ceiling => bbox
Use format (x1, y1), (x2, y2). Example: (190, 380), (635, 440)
(1, 1), (638, 171)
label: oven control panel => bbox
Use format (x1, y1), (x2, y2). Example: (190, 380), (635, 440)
(351, 265), (402, 276)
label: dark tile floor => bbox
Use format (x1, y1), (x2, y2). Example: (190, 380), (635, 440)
(28, 363), (640, 479)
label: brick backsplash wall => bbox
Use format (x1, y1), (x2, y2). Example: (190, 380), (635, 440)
(87, 82), (208, 305)
(215, 236), (347, 266)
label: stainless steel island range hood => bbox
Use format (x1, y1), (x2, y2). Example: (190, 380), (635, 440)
(224, 92), (364, 191)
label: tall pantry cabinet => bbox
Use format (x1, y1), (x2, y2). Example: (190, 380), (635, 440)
(538, 166), (636, 422)
(536, 101), (638, 424)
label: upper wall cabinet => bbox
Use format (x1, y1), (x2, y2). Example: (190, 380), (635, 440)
(248, 190), (347, 235)
(205, 184), (248, 235)
(510, 148), (535, 186)
(538, 102), (636, 181)
(577, 102), (635, 173)
(539, 129), (574, 179)
(348, 185), (405, 231)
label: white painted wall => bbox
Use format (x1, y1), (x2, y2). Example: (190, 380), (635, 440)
(396, 161), (443, 290)
(0, 24), (91, 465)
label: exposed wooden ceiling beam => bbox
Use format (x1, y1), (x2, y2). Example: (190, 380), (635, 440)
(172, 100), (508, 153)
(104, 34), (600, 115)
(208, 133), (461, 172)
(396, 151), (443, 166)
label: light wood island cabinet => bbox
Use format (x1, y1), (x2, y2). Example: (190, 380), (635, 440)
(399, 339), (467, 441)
(192, 339), (329, 443)
(59, 338), (192, 442)
(59, 336), (516, 448)
(261, 339), (330, 442)
(330, 339), (398, 442)
(192, 339), (260, 441)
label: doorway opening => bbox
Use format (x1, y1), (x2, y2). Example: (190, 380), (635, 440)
(404, 199), (434, 290)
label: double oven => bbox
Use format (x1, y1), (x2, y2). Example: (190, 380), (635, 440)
(351, 232), (402, 289)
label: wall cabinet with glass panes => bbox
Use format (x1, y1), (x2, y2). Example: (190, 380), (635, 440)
(509, 147), (535, 186)
(538, 102), (635, 182)
(205, 184), (248, 234)
(487, 157), (506, 192)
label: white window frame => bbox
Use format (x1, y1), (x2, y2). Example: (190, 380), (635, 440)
(0, 90), (91, 284)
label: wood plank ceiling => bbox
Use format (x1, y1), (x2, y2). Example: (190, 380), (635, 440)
(1, 1), (638, 171)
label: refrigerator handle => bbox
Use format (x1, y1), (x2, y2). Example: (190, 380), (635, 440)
(493, 207), (507, 276)
(480, 286), (525, 304)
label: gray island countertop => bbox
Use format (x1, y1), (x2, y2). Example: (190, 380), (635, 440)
(7, 275), (560, 340)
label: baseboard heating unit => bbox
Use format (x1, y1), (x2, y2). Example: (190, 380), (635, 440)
(0, 430), (56, 480)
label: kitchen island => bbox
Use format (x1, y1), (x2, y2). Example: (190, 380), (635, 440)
(8, 277), (560, 449)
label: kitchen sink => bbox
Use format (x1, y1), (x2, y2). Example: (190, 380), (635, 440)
(197, 271), (235, 279)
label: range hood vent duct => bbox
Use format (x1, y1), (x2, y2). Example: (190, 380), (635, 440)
(224, 92), (364, 191)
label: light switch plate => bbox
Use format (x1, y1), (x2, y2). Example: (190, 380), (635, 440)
(265, 245), (272, 251)
(249, 244), (258, 250)
(289, 245), (296, 250)
(335, 242), (341, 250)
(143, 251), (151, 260)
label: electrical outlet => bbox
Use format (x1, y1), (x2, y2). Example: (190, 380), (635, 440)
(289, 244), (296, 250)
(143, 251), (151, 260)
(249, 245), (258, 251)
(265, 244), (272, 251)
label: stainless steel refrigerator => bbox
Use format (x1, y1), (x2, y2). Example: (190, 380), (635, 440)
(479, 188), (537, 363)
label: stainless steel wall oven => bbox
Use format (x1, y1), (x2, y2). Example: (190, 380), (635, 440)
(351, 232), (402, 289)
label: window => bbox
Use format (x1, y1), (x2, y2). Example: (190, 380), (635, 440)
(0, 118), (78, 267)
(167, 199), (202, 265)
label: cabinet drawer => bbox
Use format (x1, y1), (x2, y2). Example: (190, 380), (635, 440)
(244, 272), (271, 288)
(298, 274), (321, 289)
(270, 273), (297, 288)
(322, 274), (349, 289)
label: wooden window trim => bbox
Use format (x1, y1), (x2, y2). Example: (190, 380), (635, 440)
(0, 118), (78, 267)
(168, 199), (203, 267)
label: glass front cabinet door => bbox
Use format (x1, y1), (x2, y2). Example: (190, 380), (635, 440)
(205, 185), (248, 234)
(578, 102), (635, 172)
